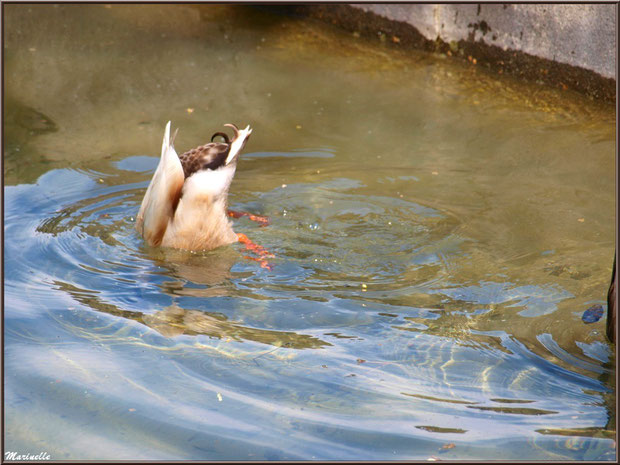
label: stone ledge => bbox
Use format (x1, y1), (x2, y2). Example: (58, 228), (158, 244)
(278, 4), (616, 104)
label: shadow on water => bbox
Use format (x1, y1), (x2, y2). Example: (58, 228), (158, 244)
(3, 97), (59, 184)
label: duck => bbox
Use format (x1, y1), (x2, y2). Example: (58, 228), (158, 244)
(136, 121), (253, 251)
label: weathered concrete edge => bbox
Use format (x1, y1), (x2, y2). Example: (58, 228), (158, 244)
(287, 4), (616, 104)
(356, 3), (616, 79)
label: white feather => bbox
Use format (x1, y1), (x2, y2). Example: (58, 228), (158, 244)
(182, 164), (237, 200)
(136, 121), (184, 246)
(225, 125), (252, 165)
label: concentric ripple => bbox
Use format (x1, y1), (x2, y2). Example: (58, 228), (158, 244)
(4, 153), (614, 461)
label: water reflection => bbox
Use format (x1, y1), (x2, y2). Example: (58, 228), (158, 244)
(4, 144), (615, 460)
(54, 280), (330, 349)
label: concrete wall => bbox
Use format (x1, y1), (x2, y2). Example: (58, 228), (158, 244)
(354, 3), (616, 80)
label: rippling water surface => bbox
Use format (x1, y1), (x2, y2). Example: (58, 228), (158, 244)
(3, 4), (616, 461)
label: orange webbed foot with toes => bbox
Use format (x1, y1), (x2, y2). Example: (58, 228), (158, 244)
(237, 233), (274, 270)
(228, 210), (271, 227)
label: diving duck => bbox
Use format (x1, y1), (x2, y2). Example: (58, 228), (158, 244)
(136, 121), (252, 251)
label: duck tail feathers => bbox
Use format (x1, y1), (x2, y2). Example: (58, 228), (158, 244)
(136, 121), (184, 246)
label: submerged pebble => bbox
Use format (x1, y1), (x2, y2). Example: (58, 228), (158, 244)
(582, 304), (604, 323)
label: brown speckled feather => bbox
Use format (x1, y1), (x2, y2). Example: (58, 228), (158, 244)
(178, 143), (230, 179)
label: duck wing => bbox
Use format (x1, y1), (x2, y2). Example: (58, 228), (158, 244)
(136, 121), (184, 246)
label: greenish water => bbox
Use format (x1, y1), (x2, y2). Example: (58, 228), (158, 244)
(3, 4), (616, 461)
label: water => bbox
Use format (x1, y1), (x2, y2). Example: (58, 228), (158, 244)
(3, 4), (616, 461)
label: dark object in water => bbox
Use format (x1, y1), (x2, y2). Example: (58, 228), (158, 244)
(606, 253), (616, 343)
(582, 304), (604, 323)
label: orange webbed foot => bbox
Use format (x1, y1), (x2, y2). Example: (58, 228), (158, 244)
(237, 233), (274, 270)
(228, 210), (271, 227)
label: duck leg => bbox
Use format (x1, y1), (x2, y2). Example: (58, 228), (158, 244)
(237, 233), (274, 270)
(229, 209), (273, 268)
(228, 209), (271, 227)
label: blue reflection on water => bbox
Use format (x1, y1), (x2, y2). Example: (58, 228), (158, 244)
(3, 162), (615, 461)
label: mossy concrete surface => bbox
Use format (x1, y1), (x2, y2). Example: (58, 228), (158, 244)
(285, 4), (616, 103)
(356, 3), (615, 79)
